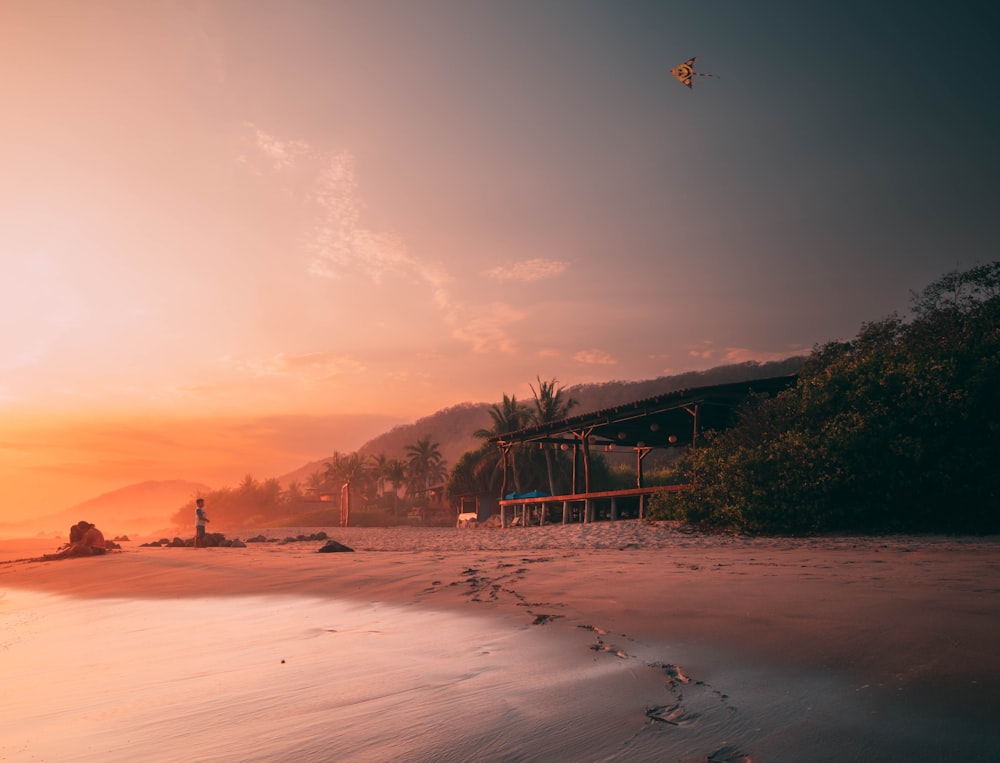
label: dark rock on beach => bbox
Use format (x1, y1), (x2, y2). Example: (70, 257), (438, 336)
(318, 540), (354, 553)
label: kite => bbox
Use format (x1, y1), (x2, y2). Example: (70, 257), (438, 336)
(671, 57), (720, 89)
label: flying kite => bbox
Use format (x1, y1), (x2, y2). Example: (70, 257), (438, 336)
(671, 57), (720, 88)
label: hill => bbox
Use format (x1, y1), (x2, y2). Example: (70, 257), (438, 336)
(0, 480), (209, 539)
(277, 402), (493, 486)
(566, 358), (805, 414)
(276, 358), (805, 485)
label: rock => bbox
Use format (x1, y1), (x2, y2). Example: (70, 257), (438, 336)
(318, 540), (354, 553)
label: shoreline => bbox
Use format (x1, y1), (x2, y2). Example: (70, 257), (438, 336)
(3, 523), (999, 760)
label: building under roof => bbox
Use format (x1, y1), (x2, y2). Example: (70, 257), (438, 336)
(485, 374), (799, 524)
(489, 374), (798, 451)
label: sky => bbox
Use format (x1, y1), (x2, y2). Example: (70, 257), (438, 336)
(2, 1), (998, 520)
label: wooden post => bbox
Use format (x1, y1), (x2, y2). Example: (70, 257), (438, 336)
(610, 497), (617, 522)
(571, 443), (578, 494)
(340, 481), (350, 528)
(499, 443), (510, 506)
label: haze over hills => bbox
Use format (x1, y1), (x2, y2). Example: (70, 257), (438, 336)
(5, 359), (805, 538)
(277, 358), (805, 486)
(0, 480), (209, 540)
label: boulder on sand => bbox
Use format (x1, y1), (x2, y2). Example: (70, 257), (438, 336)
(318, 540), (354, 553)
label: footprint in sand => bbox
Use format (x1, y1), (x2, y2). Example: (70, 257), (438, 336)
(577, 624), (629, 657)
(529, 613), (563, 625)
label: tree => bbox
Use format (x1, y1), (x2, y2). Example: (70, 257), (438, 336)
(473, 394), (532, 497)
(369, 453), (389, 498)
(446, 445), (503, 499)
(384, 458), (407, 516)
(406, 436), (446, 494)
(284, 480), (305, 504)
(649, 262), (1000, 534)
(530, 376), (578, 495)
(306, 470), (326, 492)
(324, 452), (367, 526)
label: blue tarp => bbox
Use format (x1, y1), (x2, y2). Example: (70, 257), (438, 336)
(504, 490), (550, 500)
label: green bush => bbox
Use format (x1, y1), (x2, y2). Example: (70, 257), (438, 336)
(649, 263), (1000, 534)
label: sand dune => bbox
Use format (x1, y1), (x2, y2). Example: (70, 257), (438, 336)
(2, 523), (999, 761)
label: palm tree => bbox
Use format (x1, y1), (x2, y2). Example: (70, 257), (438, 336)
(238, 474), (260, 494)
(473, 393), (532, 440)
(284, 480), (305, 504)
(325, 452), (366, 526)
(385, 458), (407, 516)
(306, 470), (326, 492)
(530, 376), (578, 495)
(474, 393), (532, 498)
(406, 436), (446, 494)
(368, 453), (389, 498)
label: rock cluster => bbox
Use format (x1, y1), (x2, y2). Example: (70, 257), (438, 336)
(139, 531), (332, 548)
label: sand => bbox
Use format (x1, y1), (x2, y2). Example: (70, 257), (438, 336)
(2, 523), (999, 761)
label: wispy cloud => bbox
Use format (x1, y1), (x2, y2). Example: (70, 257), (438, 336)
(249, 125), (310, 170)
(234, 351), (367, 379)
(239, 125), (439, 287)
(487, 258), (569, 282)
(687, 341), (806, 364)
(451, 302), (525, 353)
(721, 346), (807, 363)
(305, 151), (420, 284)
(573, 349), (617, 366)
(687, 342), (715, 360)
(238, 124), (535, 354)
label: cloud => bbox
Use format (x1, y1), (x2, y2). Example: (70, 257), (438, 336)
(487, 258), (570, 282)
(686, 341), (807, 364)
(720, 346), (807, 363)
(235, 351), (367, 379)
(573, 349), (617, 366)
(238, 126), (437, 289)
(688, 347), (715, 360)
(451, 302), (525, 353)
(238, 124), (537, 355)
(305, 151), (417, 283)
(249, 125), (310, 170)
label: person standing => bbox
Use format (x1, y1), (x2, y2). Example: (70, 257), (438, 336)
(195, 498), (210, 547)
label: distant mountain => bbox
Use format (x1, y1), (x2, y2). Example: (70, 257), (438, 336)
(0, 480), (209, 539)
(565, 358), (806, 414)
(276, 358), (805, 484)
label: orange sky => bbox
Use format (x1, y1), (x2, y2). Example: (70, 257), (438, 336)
(3, 2), (994, 521)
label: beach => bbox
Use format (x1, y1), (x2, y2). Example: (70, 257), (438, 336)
(2, 523), (999, 761)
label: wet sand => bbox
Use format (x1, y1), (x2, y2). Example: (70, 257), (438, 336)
(2, 523), (999, 761)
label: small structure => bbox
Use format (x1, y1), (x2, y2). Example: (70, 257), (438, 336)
(454, 493), (497, 527)
(407, 484), (454, 525)
(489, 375), (797, 526)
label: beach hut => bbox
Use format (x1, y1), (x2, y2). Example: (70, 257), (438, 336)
(488, 375), (798, 525)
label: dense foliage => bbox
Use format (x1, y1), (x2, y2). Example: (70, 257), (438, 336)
(649, 263), (1000, 534)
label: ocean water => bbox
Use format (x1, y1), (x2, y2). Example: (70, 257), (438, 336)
(1, 590), (995, 762)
